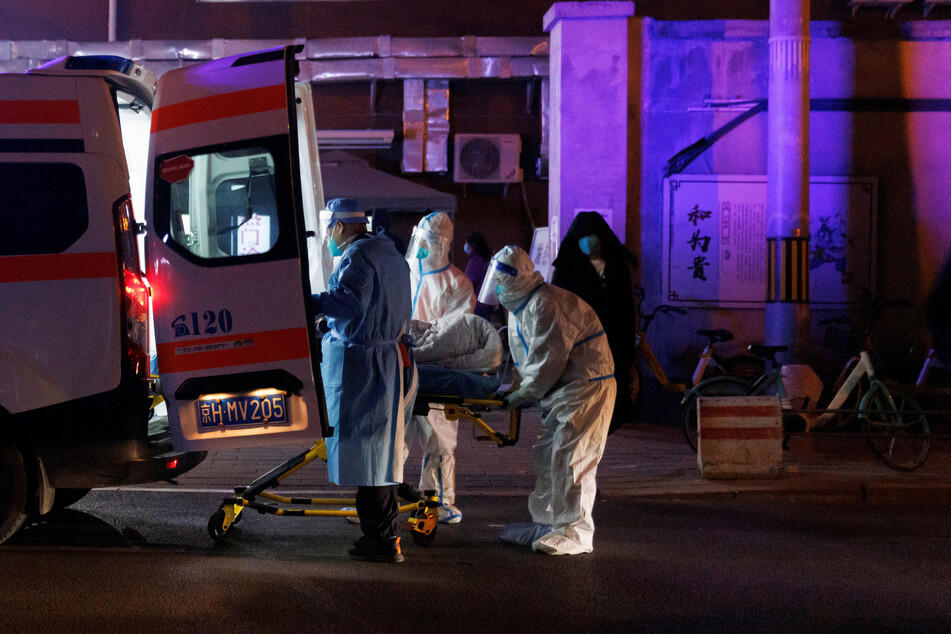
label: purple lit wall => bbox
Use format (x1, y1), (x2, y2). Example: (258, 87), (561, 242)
(638, 19), (951, 388)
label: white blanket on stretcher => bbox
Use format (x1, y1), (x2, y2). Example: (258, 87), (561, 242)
(410, 314), (502, 373)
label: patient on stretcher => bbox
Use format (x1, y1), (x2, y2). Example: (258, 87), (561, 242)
(410, 313), (503, 399)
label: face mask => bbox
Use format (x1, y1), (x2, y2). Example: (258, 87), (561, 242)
(327, 235), (344, 257)
(416, 247), (429, 259)
(495, 284), (504, 297)
(579, 234), (601, 256)
(463, 243), (472, 255)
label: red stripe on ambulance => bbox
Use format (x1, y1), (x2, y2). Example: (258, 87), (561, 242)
(150, 84), (287, 134)
(157, 327), (310, 374)
(0, 100), (81, 124)
(0, 252), (116, 283)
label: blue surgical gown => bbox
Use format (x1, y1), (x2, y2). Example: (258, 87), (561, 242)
(313, 234), (414, 486)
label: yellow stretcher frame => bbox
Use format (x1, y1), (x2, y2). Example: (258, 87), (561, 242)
(206, 397), (521, 545)
(419, 396), (522, 447)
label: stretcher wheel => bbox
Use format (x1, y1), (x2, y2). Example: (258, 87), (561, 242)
(409, 509), (438, 547)
(207, 509), (230, 542)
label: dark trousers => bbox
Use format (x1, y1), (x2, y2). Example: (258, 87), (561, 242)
(356, 484), (400, 541)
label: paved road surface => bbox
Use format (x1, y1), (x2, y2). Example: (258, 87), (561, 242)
(2, 490), (949, 632)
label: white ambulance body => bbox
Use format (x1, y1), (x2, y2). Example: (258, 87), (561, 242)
(0, 47), (329, 545)
(0, 55), (254, 544)
(146, 46), (331, 452)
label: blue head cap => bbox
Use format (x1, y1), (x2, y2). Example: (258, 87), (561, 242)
(325, 198), (368, 227)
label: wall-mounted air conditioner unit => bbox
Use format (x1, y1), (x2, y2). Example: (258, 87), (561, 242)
(453, 133), (523, 183)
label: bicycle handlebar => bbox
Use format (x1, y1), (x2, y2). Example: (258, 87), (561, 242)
(641, 304), (687, 332)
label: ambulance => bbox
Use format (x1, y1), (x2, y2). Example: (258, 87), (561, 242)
(0, 45), (331, 544)
(146, 45), (331, 454)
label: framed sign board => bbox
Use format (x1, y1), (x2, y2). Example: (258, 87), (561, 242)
(662, 175), (877, 308)
(530, 226), (553, 282)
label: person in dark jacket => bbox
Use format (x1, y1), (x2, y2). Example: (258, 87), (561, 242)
(464, 231), (495, 321)
(551, 212), (638, 434)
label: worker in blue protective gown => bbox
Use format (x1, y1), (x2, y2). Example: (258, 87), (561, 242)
(404, 210), (476, 524)
(312, 198), (417, 564)
(480, 245), (616, 555)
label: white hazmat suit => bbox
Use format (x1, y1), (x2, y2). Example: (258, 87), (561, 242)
(488, 246), (616, 555)
(405, 211), (476, 523)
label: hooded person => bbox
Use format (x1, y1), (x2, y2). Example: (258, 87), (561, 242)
(463, 231), (495, 321)
(480, 245), (616, 555)
(404, 210), (476, 523)
(311, 198), (417, 563)
(551, 212), (638, 434)
(407, 211), (476, 321)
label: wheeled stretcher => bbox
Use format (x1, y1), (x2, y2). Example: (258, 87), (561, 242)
(206, 366), (521, 545)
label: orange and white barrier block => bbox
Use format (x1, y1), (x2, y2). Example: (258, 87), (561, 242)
(697, 396), (783, 479)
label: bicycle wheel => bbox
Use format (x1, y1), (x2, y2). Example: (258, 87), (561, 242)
(860, 384), (930, 471)
(681, 376), (753, 453)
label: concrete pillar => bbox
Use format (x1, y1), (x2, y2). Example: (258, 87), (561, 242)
(765, 0), (811, 361)
(543, 1), (635, 254)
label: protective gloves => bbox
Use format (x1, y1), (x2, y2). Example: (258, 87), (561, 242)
(504, 388), (534, 409)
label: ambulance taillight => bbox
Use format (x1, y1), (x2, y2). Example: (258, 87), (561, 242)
(114, 195), (150, 380)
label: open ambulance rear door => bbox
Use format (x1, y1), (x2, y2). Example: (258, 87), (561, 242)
(145, 46), (329, 451)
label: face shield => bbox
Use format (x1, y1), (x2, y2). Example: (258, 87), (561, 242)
(318, 209), (335, 250)
(476, 258), (519, 306)
(406, 226), (449, 262)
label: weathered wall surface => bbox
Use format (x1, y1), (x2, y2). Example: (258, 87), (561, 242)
(638, 19), (951, 403)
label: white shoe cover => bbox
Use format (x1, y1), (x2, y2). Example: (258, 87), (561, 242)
(438, 503), (462, 524)
(499, 522), (552, 546)
(532, 530), (592, 556)
(341, 507), (360, 524)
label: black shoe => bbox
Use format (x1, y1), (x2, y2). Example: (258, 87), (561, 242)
(348, 536), (404, 563)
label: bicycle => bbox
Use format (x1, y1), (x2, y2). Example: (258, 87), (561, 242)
(680, 344), (930, 471)
(905, 347), (951, 432)
(815, 294), (914, 430)
(628, 300), (688, 405)
(690, 328), (765, 386)
(629, 287), (765, 405)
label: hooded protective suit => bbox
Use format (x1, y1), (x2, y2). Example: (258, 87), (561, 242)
(491, 246), (616, 555)
(313, 232), (415, 486)
(405, 211), (476, 522)
(407, 211), (476, 321)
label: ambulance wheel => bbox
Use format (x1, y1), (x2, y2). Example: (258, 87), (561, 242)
(0, 438), (28, 544)
(207, 509), (231, 542)
(409, 511), (437, 547)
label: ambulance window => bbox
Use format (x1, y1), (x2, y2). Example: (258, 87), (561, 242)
(164, 148), (280, 259)
(0, 163), (88, 255)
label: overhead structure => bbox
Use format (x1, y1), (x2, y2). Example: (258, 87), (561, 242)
(319, 150), (456, 214)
